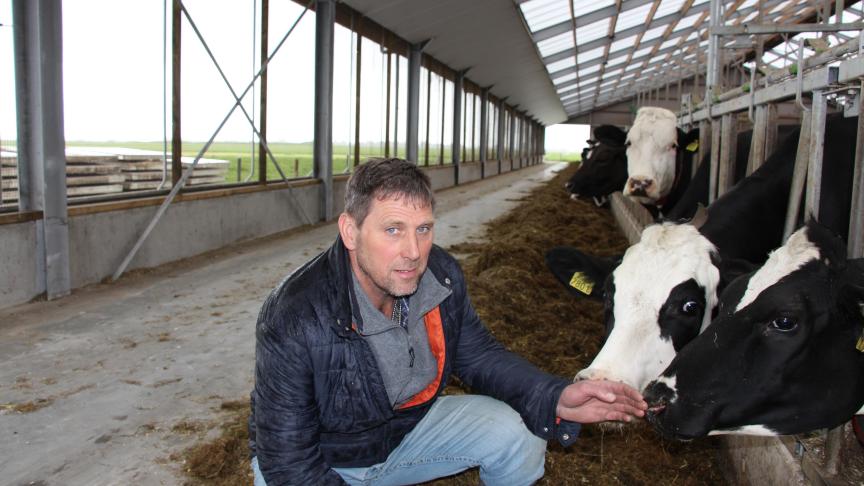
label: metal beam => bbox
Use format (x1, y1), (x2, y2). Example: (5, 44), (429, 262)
(712, 22), (864, 35)
(452, 70), (463, 182)
(12, 0), (71, 300)
(406, 41), (424, 164)
(314, 0), (334, 220)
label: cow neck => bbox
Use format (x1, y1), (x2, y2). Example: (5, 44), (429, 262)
(656, 151), (685, 209)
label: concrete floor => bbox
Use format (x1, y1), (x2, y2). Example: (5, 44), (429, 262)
(0, 162), (567, 486)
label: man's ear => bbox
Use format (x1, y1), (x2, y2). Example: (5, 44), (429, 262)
(339, 213), (358, 250)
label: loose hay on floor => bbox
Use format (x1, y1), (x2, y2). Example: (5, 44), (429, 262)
(180, 164), (726, 485)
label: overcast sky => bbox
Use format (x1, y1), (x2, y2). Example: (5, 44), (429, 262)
(0, 0), (588, 153)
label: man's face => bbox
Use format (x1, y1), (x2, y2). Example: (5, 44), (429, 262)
(341, 194), (435, 306)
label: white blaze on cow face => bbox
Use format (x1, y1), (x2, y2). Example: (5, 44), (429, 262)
(624, 107), (679, 204)
(577, 224), (720, 390)
(734, 227), (821, 312)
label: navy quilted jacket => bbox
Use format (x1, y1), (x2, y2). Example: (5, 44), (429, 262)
(248, 236), (580, 485)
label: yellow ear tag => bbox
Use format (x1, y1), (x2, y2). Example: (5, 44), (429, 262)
(856, 335), (864, 352)
(686, 140), (699, 152)
(569, 272), (595, 295)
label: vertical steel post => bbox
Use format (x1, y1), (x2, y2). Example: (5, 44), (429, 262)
(479, 87), (489, 177)
(406, 41), (423, 164)
(258, 0), (269, 182)
(849, 82), (864, 259)
(314, 0), (334, 221)
(497, 99), (506, 174)
(354, 28), (363, 165)
(805, 90), (827, 223)
(784, 109), (813, 240)
(697, 119), (710, 177)
(452, 71), (463, 183)
(709, 120), (721, 204)
(707, 0), (722, 113)
(12, 0), (71, 300)
(384, 51), (391, 159)
(717, 113), (738, 198)
(509, 109), (516, 166)
(439, 76), (445, 165)
(424, 68), (431, 166)
(172, 0), (182, 185)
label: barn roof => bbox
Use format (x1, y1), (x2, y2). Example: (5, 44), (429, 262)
(341, 0), (863, 126)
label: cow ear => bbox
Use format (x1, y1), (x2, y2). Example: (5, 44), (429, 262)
(545, 247), (619, 300)
(678, 128), (700, 151)
(593, 125), (627, 147)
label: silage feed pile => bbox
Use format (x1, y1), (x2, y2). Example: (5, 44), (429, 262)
(181, 164), (726, 486)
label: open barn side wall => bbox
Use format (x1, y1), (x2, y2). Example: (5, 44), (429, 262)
(0, 163), (534, 310)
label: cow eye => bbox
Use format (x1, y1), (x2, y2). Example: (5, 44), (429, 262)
(670, 143), (678, 150)
(681, 301), (700, 315)
(770, 317), (797, 332)
(624, 141), (631, 148)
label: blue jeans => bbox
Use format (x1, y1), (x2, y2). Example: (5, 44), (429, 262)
(251, 394), (547, 486)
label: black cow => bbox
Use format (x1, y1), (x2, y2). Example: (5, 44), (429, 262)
(644, 221), (864, 439)
(564, 125), (628, 206)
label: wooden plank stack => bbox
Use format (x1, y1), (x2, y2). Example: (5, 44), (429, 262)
(0, 147), (229, 206)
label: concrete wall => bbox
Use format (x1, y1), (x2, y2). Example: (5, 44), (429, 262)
(67, 184), (321, 290)
(0, 163), (535, 310)
(0, 221), (41, 306)
(484, 160), (500, 177)
(425, 164), (457, 191)
(459, 162), (482, 184)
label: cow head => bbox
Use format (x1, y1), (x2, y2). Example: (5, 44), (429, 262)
(644, 222), (864, 439)
(565, 125), (628, 205)
(623, 107), (699, 207)
(547, 223), (728, 391)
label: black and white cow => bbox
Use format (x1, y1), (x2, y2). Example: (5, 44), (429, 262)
(643, 222), (864, 439)
(623, 107), (700, 214)
(565, 125), (628, 206)
(546, 126), (803, 390)
(547, 115), (857, 393)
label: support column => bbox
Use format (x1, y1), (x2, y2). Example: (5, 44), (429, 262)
(497, 99), (506, 174)
(406, 41), (425, 164)
(479, 87), (489, 178)
(509, 108), (516, 167)
(313, 0), (334, 221)
(452, 70), (463, 184)
(13, 0), (70, 300)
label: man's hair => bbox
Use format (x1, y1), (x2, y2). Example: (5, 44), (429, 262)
(344, 158), (435, 226)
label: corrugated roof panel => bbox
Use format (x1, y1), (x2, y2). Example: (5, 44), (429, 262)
(521, 0), (569, 32)
(674, 11), (704, 32)
(576, 17), (611, 44)
(546, 57), (574, 74)
(642, 24), (669, 43)
(606, 54), (629, 67)
(654, 0), (688, 19)
(573, 0), (616, 18)
(555, 72), (577, 84)
(537, 31), (574, 57)
(578, 45), (606, 64)
(610, 34), (640, 54)
(615, 3), (654, 33)
(579, 64), (602, 78)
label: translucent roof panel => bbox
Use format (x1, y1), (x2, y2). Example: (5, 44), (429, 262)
(520, 0), (570, 33)
(517, 0), (857, 119)
(536, 31), (574, 58)
(573, 0), (616, 18)
(575, 18), (611, 44)
(615, 3), (654, 34)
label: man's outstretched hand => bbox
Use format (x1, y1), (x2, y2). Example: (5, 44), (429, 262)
(556, 380), (647, 424)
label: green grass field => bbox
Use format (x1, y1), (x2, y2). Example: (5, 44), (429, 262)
(61, 141), (463, 182)
(5, 141), (581, 184)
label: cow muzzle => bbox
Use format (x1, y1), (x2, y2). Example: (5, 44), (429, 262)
(626, 177), (654, 197)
